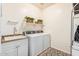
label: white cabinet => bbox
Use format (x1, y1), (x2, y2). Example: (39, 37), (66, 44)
(18, 40), (28, 56)
(1, 39), (28, 56)
(2, 48), (17, 56)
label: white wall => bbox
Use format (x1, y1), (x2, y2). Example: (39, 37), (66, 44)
(43, 3), (72, 54)
(0, 3), (42, 35)
(0, 3), (2, 53)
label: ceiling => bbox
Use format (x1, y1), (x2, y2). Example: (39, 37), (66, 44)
(32, 3), (54, 9)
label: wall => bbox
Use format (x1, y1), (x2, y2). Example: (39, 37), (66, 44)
(0, 3), (42, 35)
(0, 3), (2, 53)
(43, 3), (72, 54)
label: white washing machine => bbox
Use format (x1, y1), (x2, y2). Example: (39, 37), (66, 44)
(27, 33), (51, 56)
(72, 41), (79, 56)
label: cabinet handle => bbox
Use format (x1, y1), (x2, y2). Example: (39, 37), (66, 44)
(16, 46), (20, 48)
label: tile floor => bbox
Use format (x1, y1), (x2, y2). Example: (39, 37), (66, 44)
(38, 47), (71, 56)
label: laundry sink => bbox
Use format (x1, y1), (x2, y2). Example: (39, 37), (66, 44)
(1, 34), (27, 43)
(5, 36), (26, 40)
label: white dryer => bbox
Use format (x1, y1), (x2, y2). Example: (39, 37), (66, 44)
(27, 33), (51, 56)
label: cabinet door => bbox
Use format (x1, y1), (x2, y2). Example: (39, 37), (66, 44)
(18, 39), (28, 56)
(2, 47), (17, 56)
(18, 44), (28, 56)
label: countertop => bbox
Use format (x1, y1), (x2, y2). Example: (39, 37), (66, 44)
(1, 33), (50, 44)
(1, 34), (27, 44)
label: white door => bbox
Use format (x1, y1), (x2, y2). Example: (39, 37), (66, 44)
(17, 39), (28, 56)
(18, 44), (28, 56)
(2, 47), (17, 56)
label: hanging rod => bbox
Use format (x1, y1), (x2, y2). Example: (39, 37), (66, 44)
(72, 3), (79, 18)
(74, 10), (79, 18)
(72, 3), (79, 12)
(74, 10), (79, 12)
(73, 3), (79, 8)
(74, 17), (79, 19)
(73, 10), (79, 18)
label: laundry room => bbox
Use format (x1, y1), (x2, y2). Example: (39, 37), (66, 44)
(0, 3), (74, 56)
